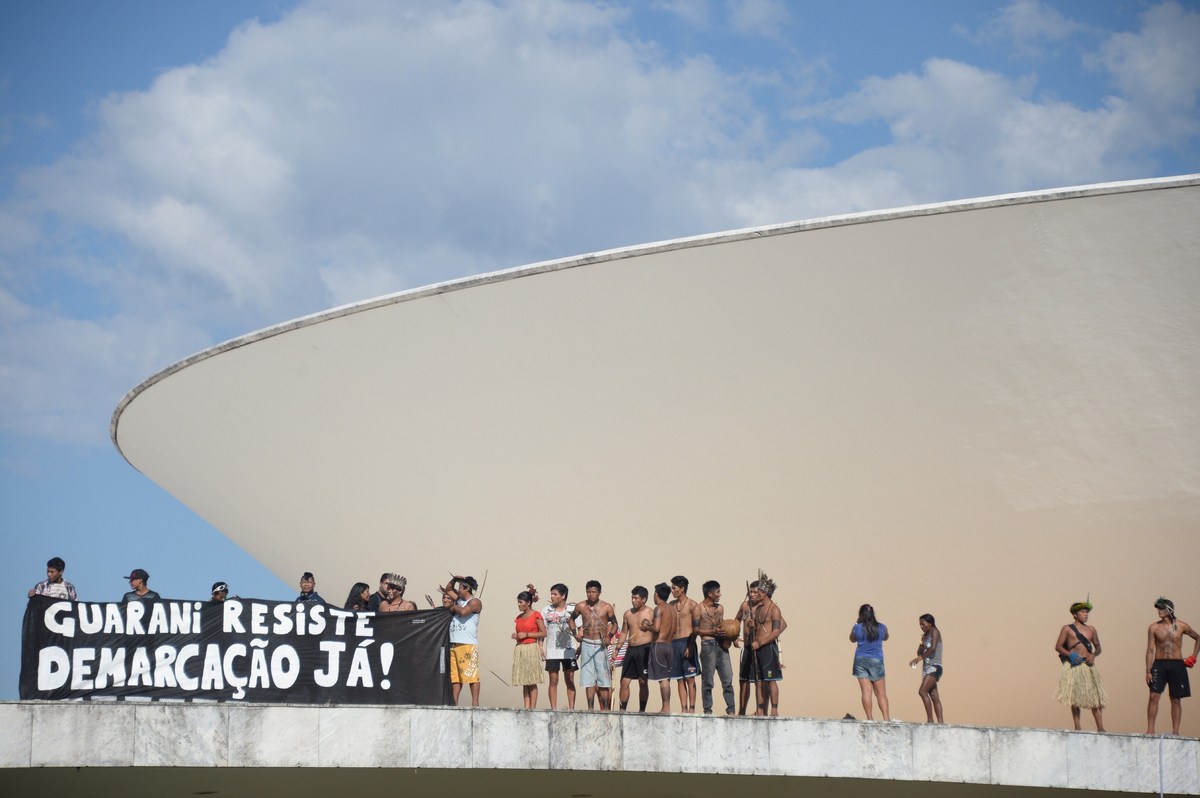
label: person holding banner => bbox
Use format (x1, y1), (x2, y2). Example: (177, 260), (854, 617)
(121, 568), (160, 603)
(368, 573), (392, 612)
(378, 574), (417, 612)
(296, 572), (326, 604)
(344, 582), (371, 611)
(29, 557), (76, 600)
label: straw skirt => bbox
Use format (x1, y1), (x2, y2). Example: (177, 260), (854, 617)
(513, 644), (545, 686)
(1054, 661), (1107, 709)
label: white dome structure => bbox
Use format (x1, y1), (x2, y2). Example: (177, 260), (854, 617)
(112, 174), (1200, 735)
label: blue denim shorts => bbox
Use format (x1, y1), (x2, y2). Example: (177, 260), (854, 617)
(853, 656), (885, 681)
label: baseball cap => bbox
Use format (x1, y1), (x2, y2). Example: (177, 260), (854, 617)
(123, 568), (149, 581)
(212, 582), (229, 594)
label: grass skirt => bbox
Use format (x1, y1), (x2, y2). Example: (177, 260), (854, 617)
(1054, 661), (1107, 709)
(512, 643), (545, 686)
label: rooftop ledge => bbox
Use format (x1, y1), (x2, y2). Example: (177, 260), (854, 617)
(1, 702), (1197, 797)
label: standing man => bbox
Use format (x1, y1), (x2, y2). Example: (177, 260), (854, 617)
(29, 557), (76, 600)
(1147, 597), (1200, 735)
(378, 574), (417, 612)
(121, 568), (161, 603)
(642, 582), (677, 713)
(750, 580), (785, 716)
(669, 575), (700, 713)
(445, 576), (483, 707)
(1053, 600), (1106, 731)
(542, 583), (578, 710)
(368, 573), (392, 612)
(697, 580), (736, 715)
(571, 580), (617, 711)
(615, 585), (654, 711)
(735, 584), (756, 715)
(296, 572), (326, 604)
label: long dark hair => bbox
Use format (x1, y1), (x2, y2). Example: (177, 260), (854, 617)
(345, 582), (370, 611)
(858, 603), (881, 642)
(919, 613), (937, 628)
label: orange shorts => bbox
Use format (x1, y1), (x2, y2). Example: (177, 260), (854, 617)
(450, 644), (479, 684)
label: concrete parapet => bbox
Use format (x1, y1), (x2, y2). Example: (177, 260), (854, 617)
(1, 701), (1196, 796)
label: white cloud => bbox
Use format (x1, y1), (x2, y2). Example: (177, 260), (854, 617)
(650, 0), (711, 28)
(0, 288), (211, 444)
(727, 0), (790, 38)
(1, 0), (1197, 447)
(964, 0), (1088, 58)
(1092, 1), (1200, 148)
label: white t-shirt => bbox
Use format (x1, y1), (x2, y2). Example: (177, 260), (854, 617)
(542, 602), (577, 660)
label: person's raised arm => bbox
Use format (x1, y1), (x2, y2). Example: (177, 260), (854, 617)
(449, 597), (481, 617)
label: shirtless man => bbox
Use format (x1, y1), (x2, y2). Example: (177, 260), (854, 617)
(571, 580), (617, 711)
(377, 574), (417, 612)
(697, 580), (736, 715)
(735, 584), (756, 715)
(1053, 600), (1106, 731)
(1147, 597), (1200, 735)
(669, 575), (701, 713)
(750, 581), (785, 716)
(615, 585), (655, 711)
(641, 582), (678, 713)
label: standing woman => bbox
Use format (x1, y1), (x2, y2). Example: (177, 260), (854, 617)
(850, 603), (891, 721)
(909, 613), (944, 723)
(512, 590), (547, 708)
(344, 582), (371, 611)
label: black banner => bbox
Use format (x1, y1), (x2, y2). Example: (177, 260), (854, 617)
(20, 595), (453, 705)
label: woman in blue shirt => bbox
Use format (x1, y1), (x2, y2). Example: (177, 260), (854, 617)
(850, 603), (891, 721)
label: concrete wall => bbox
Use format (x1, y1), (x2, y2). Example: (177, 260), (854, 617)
(1, 701), (1197, 796)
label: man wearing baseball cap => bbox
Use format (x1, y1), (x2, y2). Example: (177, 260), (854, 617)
(1147, 597), (1200, 735)
(121, 568), (161, 603)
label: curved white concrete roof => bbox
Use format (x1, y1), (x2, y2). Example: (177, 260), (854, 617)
(112, 175), (1200, 733)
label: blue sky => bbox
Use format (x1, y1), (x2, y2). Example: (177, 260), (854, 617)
(1, 0), (1197, 698)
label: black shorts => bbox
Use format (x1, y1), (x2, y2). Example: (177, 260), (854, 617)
(739, 647), (757, 682)
(544, 657), (578, 673)
(621, 643), (650, 680)
(754, 642), (782, 682)
(1150, 659), (1191, 698)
